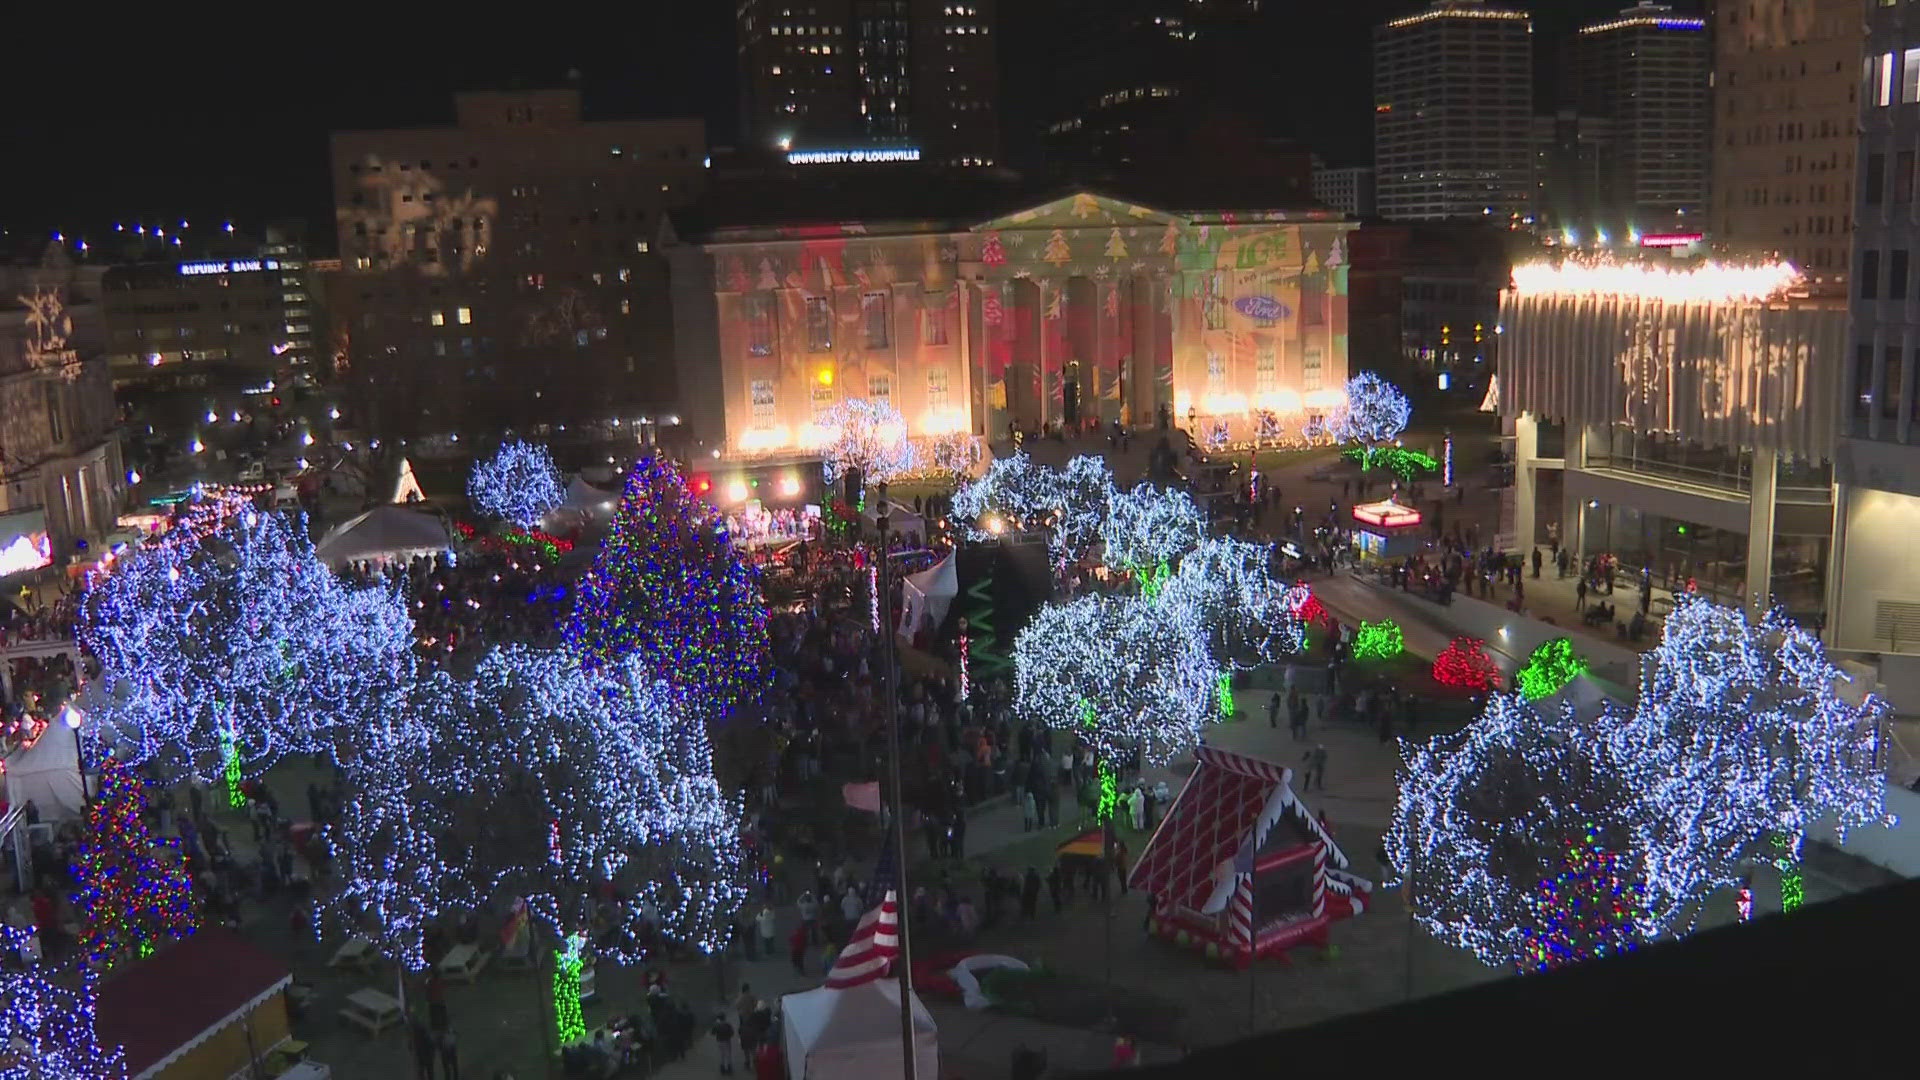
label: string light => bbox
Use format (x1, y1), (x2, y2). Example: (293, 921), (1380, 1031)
(564, 456), (768, 720)
(953, 452), (1115, 565)
(1100, 483), (1206, 574)
(1433, 637), (1501, 691)
(468, 439), (566, 529)
(816, 398), (916, 486)
(72, 758), (198, 968)
(1352, 620), (1404, 661)
(1159, 537), (1306, 671)
(0, 926), (127, 1078)
(1343, 445), (1437, 482)
(554, 933), (589, 1045)
(1515, 637), (1586, 701)
(1331, 373), (1411, 470)
(1516, 824), (1648, 974)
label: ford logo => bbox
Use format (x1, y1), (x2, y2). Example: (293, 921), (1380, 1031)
(1234, 296), (1290, 321)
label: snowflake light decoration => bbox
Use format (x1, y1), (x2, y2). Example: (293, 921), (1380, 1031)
(468, 439), (566, 528)
(1100, 483), (1206, 574)
(817, 398), (916, 486)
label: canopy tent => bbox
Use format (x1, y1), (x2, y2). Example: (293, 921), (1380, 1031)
(1129, 745), (1371, 967)
(861, 500), (926, 544)
(315, 506), (451, 567)
(895, 553), (958, 641)
(781, 979), (937, 1080)
(2, 715), (84, 822)
(545, 476), (618, 531)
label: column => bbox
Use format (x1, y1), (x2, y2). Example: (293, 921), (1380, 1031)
(1745, 446), (1778, 617)
(1569, 425), (1590, 565)
(1513, 413), (1538, 552)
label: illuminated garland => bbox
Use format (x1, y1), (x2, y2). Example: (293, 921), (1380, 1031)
(1342, 445), (1438, 482)
(80, 508), (418, 783)
(1216, 673), (1235, 719)
(1332, 372), (1412, 469)
(72, 758), (198, 968)
(1515, 638), (1586, 701)
(564, 456), (768, 719)
(221, 732), (244, 809)
(817, 398), (916, 486)
(554, 933), (589, 1045)
(1352, 620), (1405, 661)
(0, 927), (127, 1078)
(453, 520), (575, 561)
(1433, 637), (1501, 691)
(468, 439), (566, 528)
(957, 622), (971, 700)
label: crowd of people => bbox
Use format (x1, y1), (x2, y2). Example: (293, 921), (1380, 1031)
(340, 550), (574, 662)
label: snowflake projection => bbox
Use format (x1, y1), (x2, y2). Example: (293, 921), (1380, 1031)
(79, 509), (418, 783)
(17, 288), (82, 382)
(1331, 372), (1412, 469)
(1385, 692), (1654, 969)
(1013, 592), (1215, 769)
(1614, 596), (1892, 932)
(318, 647), (748, 971)
(816, 398), (916, 487)
(468, 439), (567, 528)
(1100, 483), (1207, 575)
(1159, 537), (1306, 671)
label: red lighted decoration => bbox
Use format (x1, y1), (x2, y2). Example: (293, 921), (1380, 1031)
(1352, 499), (1423, 529)
(1433, 637), (1502, 691)
(1289, 585), (1333, 628)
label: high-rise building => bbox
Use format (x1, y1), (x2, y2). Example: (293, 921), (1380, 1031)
(1709, 0), (1862, 292)
(736, 0), (999, 166)
(1836, 0), (1920, 687)
(328, 89), (706, 442)
(1565, 3), (1710, 238)
(1312, 166), (1378, 218)
(1530, 112), (1616, 237)
(1373, 0), (1534, 223)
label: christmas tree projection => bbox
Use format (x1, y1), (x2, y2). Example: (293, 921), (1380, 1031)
(1105, 228), (1128, 260)
(72, 758), (197, 968)
(981, 231), (1007, 267)
(1516, 825), (1648, 974)
(1043, 229), (1072, 266)
(564, 456), (769, 718)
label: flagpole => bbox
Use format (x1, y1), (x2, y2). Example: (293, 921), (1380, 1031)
(876, 488), (918, 1080)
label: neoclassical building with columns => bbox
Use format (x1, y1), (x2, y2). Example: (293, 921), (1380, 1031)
(668, 190), (1356, 461)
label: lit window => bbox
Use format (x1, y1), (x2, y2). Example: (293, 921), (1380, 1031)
(861, 291), (890, 349)
(868, 373), (892, 408)
(1903, 48), (1920, 103)
(751, 379), (777, 428)
(745, 293), (776, 357)
(456, 306), (471, 325)
(1878, 52), (1897, 108)
(636, 240), (651, 253)
(927, 368), (950, 412)
(430, 311), (445, 327)
(618, 268), (631, 283)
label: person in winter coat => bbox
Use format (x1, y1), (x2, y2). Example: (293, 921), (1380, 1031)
(711, 1013), (737, 1075)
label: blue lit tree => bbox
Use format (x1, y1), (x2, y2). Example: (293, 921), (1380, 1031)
(1333, 372), (1412, 470)
(0, 933), (127, 1078)
(564, 456), (768, 718)
(468, 439), (567, 528)
(79, 509), (417, 784)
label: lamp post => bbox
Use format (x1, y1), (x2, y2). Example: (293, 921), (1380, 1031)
(875, 483), (918, 1080)
(61, 703), (85, 802)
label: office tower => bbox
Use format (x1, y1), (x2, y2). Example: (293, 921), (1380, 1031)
(736, 0), (999, 165)
(329, 89), (705, 440)
(1710, 0), (1862, 291)
(1313, 166), (1378, 218)
(1373, 0), (1534, 223)
(1566, 3), (1710, 238)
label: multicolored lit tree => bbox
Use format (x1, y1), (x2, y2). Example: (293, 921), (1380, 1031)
(71, 759), (197, 968)
(564, 456), (768, 718)
(79, 509), (417, 783)
(1331, 372), (1412, 470)
(468, 439), (566, 528)
(1516, 825), (1649, 973)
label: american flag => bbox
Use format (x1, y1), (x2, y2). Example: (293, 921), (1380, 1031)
(824, 889), (900, 989)
(862, 836), (898, 909)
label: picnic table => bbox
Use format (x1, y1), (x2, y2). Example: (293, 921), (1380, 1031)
(327, 936), (376, 970)
(338, 988), (403, 1036)
(439, 942), (490, 982)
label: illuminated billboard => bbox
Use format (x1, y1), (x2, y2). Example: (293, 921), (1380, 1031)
(0, 508), (53, 577)
(786, 147), (921, 165)
(178, 258), (281, 276)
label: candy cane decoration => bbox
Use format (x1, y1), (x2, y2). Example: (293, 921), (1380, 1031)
(1310, 840), (1328, 920)
(869, 561), (881, 632)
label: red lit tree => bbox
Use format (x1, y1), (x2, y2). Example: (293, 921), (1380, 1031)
(1434, 637), (1502, 691)
(71, 758), (197, 967)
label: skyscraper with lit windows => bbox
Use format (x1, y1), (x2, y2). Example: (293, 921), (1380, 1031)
(736, 0), (999, 166)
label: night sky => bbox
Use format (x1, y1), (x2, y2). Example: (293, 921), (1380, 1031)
(0, 0), (1674, 252)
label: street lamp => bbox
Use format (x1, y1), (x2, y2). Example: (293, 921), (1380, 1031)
(61, 703), (85, 801)
(875, 484), (918, 1080)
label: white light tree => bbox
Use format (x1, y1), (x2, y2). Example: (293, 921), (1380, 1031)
(1160, 537), (1305, 672)
(468, 439), (566, 528)
(926, 431), (984, 488)
(79, 509), (417, 785)
(952, 451), (1117, 566)
(1616, 595), (1890, 927)
(1050, 455), (1118, 565)
(1014, 593), (1213, 817)
(1099, 482), (1207, 587)
(1332, 372), (1412, 470)
(817, 398), (916, 491)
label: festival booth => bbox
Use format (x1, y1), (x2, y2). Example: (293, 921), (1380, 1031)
(895, 553), (958, 643)
(1349, 497), (1425, 563)
(1129, 746), (1371, 967)
(780, 979), (938, 1080)
(2, 713), (85, 822)
(390, 457), (427, 504)
(314, 506), (451, 568)
(97, 929), (299, 1080)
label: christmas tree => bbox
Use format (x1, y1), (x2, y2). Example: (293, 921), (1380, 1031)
(1159, 221), (1181, 258)
(564, 455), (769, 718)
(1043, 229), (1072, 266)
(72, 758), (197, 968)
(1517, 826), (1647, 973)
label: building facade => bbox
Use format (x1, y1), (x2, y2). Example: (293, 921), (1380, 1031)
(1563, 3), (1711, 239)
(737, 0), (999, 166)
(1501, 259), (1841, 621)
(1709, 0), (1862, 293)
(0, 248), (125, 571)
(1312, 166), (1377, 218)
(329, 90), (706, 441)
(1531, 112), (1616, 237)
(669, 191), (1354, 464)
(1373, 0), (1534, 223)
(1835, 0), (1920, 678)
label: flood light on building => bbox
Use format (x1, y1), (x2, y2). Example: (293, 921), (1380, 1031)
(1510, 259), (1802, 303)
(816, 367), (835, 386)
(727, 480), (750, 503)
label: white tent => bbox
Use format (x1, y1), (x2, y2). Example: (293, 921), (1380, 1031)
(4, 717), (85, 822)
(781, 979), (937, 1080)
(315, 506), (451, 567)
(896, 553), (958, 641)
(862, 500), (926, 545)
(545, 477), (618, 530)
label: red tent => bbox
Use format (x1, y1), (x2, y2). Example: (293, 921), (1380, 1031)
(1128, 746), (1371, 967)
(97, 929), (291, 1077)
